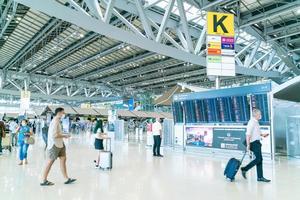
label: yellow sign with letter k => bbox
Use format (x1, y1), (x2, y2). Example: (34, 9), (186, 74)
(207, 12), (234, 36)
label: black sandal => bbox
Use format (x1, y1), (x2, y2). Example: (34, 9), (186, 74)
(40, 180), (54, 186)
(64, 178), (76, 184)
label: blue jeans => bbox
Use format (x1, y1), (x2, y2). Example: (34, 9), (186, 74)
(19, 141), (29, 161)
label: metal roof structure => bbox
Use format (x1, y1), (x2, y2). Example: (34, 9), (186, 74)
(0, 0), (299, 105)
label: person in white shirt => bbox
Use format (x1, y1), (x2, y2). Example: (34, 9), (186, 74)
(241, 109), (270, 182)
(9, 119), (18, 147)
(152, 118), (163, 157)
(40, 107), (76, 186)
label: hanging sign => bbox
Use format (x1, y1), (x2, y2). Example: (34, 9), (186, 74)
(20, 90), (31, 114)
(207, 12), (235, 77)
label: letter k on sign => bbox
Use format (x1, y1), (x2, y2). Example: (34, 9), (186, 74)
(207, 12), (234, 37)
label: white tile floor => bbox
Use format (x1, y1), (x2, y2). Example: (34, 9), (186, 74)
(0, 134), (300, 200)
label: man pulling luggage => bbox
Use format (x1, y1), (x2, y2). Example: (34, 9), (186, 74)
(241, 109), (271, 183)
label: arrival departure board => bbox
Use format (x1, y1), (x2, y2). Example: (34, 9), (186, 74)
(172, 95), (269, 124)
(172, 83), (271, 125)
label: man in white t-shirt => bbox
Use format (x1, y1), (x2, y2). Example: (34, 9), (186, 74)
(9, 119), (18, 147)
(241, 109), (270, 183)
(40, 107), (76, 186)
(152, 118), (163, 157)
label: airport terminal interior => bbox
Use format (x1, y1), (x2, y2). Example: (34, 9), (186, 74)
(1, 0), (300, 199)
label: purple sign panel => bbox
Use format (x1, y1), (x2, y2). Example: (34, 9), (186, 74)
(221, 37), (234, 44)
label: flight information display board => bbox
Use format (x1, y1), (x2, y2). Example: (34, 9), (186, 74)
(172, 83), (271, 125)
(172, 95), (252, 124)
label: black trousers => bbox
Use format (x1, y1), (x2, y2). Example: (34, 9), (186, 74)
(153, 135), (161, 155)
(243, 140), (263, 179)
(0, 136), (2, 153)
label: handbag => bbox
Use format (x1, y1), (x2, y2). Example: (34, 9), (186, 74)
(25, 136), (35, 145)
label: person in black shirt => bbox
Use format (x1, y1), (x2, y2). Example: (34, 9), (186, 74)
(93, 119), (106, 168)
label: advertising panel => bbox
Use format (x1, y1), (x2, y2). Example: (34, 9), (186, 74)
(212, 128), (246, 150)
(186, 126), (213, 147)
(184, 125), (272, 153)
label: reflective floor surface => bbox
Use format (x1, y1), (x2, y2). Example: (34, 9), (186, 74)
(0, 134), (300, 200)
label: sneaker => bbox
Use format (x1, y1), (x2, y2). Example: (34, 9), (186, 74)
(157, 155), (164, 157)
(257, 177), (271, 183)
(64, 178), (76, 184)
(40, 180), (54, 186)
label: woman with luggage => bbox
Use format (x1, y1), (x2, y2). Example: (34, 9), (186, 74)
(17, 119), (33, 165)
(93, 119), (107, 168)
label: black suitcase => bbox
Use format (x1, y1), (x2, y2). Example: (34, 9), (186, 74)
(224, 152), (247, 181)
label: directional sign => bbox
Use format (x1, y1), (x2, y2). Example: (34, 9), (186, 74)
(207, 12), (234, 37)
(206, 12), (235, 77)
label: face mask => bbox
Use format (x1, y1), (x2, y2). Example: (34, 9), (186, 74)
(22, 123), (26, 126)
(62, 114), (66, 119)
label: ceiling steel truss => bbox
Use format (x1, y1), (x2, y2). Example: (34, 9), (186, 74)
(14, 0), (289, 80)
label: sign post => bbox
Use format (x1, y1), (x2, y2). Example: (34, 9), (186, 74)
(20, 90), (31, 115)
(206, 12), (235, 83)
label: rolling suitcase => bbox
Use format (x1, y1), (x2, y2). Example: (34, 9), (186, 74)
(224, 152), (247, 182)
(2, 132), (12, 152)
(99, 138), (113, 170)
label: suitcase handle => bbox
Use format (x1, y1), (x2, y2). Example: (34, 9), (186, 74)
(105, 137), (111, 151)
(240, 151), (247, 164)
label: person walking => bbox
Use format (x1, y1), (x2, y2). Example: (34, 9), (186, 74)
(17, 119), (33, 165)
(152, 118), (163, 157)
(93, 119), (106, 168)
(241, 109), (271, 182)
(42, 121), (49, 150)
(0, 120), (6, 155)
(40, 107), (76, 186)
(9, 119), (19, 147)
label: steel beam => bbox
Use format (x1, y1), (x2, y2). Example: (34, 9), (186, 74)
(1, 69), (112, 91)
(134, 0), (154, 39)
(262, 50), (276, 71)
(249, 51), (271, 69)
(155, 0), (175, 42)
(51, 85), (64, 95)
(149, 19), (184, 50)
(125, 69), (206, 87)
(75, 52), (155, 80)
(240, 2), (300, 28)
(176, 0), (194, 52)
(3, 18), (62, 70)
(33, 83), (47, 95)
(104, 0), (116, 23)
(102, 59), (183, 82)
(15, 0), (206, 65)
(235, 66), (280, 78)
(112, 9), (144, 37)
(194, 27), (206, 55)
(7, 79), (21, 90)
(266, 22), (300, 36)
(244, 41), (261, 68)
(31, 32), (98, 73)
(0, 88), (121, 102)
(84, 0), (104, 20)
(235, 41), (256, 57)
(52, 43), (125, 76)
(0, 0), (16, 38)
